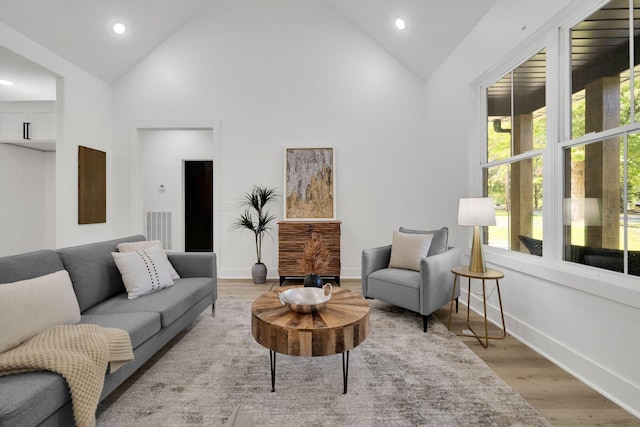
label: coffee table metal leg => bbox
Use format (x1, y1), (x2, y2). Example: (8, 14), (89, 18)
(342, 351), (349, 394)
(270, 350), (276, 392)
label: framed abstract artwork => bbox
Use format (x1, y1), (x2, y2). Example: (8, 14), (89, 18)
(284, 147), (335, 220)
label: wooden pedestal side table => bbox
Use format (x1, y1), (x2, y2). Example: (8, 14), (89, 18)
(251, 287), (369, 394)
(447, 265), (506, 348)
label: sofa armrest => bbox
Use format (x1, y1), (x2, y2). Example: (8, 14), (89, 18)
(419, 247), (462, 316)
(167, 252), (217, 279)
(361, 245), (392, 296)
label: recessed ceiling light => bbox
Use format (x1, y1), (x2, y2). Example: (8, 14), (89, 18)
(0, 79), (14, 86)
(112, 22), (126, 34)
(395, 17), (407, 31)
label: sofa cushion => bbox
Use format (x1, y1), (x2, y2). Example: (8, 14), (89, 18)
(0, 371), (70, 427)
(80, 312), (161, 349)
(57, 235), (146, 312)
(82, 277), (213, 328)
(0, 249), (64, 283)
(369, 268), (421, 289)
(111, 245), (174, 299)
(0, 270), (81, 353)
(399, 226), (448, 256)
(388, 231), (432, 271)
(367, 268), (420, 312)
(117, 240), (180, 280)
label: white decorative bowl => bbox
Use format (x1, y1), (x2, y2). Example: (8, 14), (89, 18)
(279, 284), (333, 313)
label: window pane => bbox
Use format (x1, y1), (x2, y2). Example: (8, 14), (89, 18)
(564, 138), (624, 272)
(515, 49), (546, 152)
(619, 65), (640, 126)
(571, 0), (630, 137)
(486, 155), (543, 255)
(487, 72), (512, 163)
(486, 163), (509, 249)
(487, 50), (546, 162)
(572, 89), (586, 139)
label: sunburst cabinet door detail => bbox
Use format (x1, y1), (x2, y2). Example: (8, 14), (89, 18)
(278, 221), (341, 285)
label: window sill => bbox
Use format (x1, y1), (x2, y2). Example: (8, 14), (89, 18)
(480, 246), (640, 310)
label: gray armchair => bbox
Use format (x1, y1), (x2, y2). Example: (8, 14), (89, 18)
(361, 228), (461, 332)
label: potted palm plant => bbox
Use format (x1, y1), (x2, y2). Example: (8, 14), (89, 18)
(232, 185), (278, 284)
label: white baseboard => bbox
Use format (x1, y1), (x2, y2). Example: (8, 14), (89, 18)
(219, 268), (279, 280)
(340, 268), (361, 279)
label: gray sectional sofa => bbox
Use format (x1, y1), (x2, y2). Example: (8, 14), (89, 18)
(0, 235), (217, 426)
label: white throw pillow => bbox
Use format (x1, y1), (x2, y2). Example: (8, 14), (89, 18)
(112, 245), (174, 299)
(388, 230), (433, 271)
(117, 240), (180, 280)
(0, 270), (81, 353)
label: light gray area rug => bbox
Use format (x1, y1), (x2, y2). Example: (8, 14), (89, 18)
(96, 298), (551, 427)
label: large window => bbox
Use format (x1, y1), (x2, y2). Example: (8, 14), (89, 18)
(481, 0), (640, 277)
(484, 49), (546, 254)
(564, 0), (640, 275)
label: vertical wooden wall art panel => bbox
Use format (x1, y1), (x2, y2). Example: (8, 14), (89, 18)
(78, 145), (106, 224)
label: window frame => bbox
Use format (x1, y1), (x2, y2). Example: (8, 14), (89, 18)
(478, 39), (550, 255)
(471, 0), (640, 293)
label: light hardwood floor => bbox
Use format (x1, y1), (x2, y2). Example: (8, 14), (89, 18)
(219, 278), (640, 426)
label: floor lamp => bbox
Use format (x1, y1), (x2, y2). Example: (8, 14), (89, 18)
(458, 198), (496, 273)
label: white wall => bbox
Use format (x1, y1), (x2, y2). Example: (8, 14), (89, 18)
(113, 0), (430, 278)
(0, 22), (114, 250)
(0, 144), (44, 255)
(140, 129), (214, 251)
(0, 145), (56, 256)
(425, 0), (640, 417)
(0, 100), (57, 255)
(43, 151), (55, 248)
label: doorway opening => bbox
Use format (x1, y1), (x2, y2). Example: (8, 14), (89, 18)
(184, 160), (213, 252)
(133, 119), (220, 255)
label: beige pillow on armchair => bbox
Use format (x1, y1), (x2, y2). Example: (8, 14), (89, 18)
(388, 230), (433, 271)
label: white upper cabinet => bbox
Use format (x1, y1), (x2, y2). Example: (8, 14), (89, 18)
(0, 101), (56, 148)
(0, 109), (28, 140)
(28, 109), (56, 140)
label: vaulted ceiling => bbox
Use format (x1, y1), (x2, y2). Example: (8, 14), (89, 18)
(0, 0), (498, 101)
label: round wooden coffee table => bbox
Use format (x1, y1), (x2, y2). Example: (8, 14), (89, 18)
(251, 287), (369, 394)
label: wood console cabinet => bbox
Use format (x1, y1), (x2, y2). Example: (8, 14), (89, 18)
(278, 221), (341, 285)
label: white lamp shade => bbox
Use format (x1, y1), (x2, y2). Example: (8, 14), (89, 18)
(458, 198), (496, 226)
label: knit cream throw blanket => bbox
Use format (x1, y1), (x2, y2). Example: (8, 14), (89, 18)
(0, 324), (133, 427)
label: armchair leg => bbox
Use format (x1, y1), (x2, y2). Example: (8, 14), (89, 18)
(422, 315), (429, 332)
(456, 297), (459, 313)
